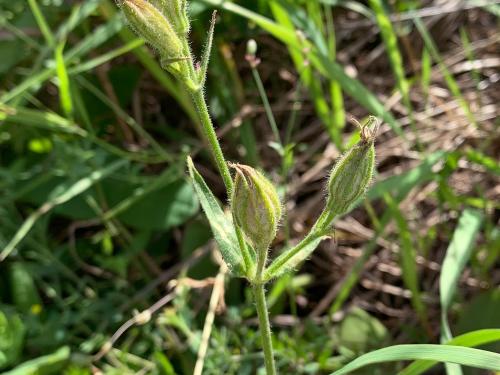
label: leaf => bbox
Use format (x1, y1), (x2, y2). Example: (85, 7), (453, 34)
(0, 308), (25, 370)
(187, 157), (245, 276)
(17, 166), (198, 231)
(400, 329), (500, 375)
(8, 262), (42, 314)
(456, 291), (500, 353)
(2, 346), (70, 375)
(440, 209), (484, 330)
(339, 308), (389, 353)
(0, 159), (127, 261)
(439, 208), (485, 375)
(330, 344), (500, 375)
(116, 179), (199, 230)
(385, 195), (427, 327)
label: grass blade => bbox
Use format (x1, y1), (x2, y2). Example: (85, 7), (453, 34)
(202, 0), (404, 138)
(413, 17), (476, 126)
(55, 42), (74, 119)
(369, 0), (412, 114)
(440, 208), (484, 374)
(385, 194), (428, 329)
(400, 329), (500, 375)
(330, 345), (500, 375)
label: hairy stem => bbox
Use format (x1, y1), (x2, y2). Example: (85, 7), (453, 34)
(263, 209), (333, 281)
(190, 88), (233, 192)
(253, 283), (277, 375)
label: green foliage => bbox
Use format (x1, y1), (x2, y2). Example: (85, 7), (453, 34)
(2, 346), (70, 375)
(0, 0), (498, 373)
(187, 157), (246, 277)
(0, 308), (25, 370)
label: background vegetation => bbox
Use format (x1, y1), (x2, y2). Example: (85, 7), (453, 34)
(0, 0), (498, 374)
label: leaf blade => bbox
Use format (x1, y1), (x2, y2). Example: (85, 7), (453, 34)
(187, 157), (246, 276)
(330, 345), (500, 375)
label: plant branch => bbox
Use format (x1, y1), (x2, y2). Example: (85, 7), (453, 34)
(263, 209), (333, 281)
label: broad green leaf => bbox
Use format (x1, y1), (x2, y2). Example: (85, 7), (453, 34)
(15, 165), (197, 230)
(187, 157), (245, 276)
(339, 308), (389, 353)
(330, 344), (500, 375)
(3, 346), (70, 375)
(400, 329), (500, 375)
(0, 159), (127, 261)
(0, 308), (25, 370)
(8, 262), (42, 314)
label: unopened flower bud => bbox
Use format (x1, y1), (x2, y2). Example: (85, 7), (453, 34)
(326, 116), (379, 217)
(121, 0), (184, 62)
(231, 164), (281, 249)
(150, 0), (190, 35)
(246, 39), (258, 57)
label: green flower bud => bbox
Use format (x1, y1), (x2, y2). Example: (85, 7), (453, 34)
(121, 0), (184, 62)
(326, 116), (379, 218)
(230, 164), (282, 249)
(246, 39), (258, 56)
(150, 0), (190, 35)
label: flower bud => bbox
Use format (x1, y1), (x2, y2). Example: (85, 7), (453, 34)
(230, 164), (282, 249)
(150, 0), (190, 35)
(246, 39), (258, 56)
(121, 0), (184, 62)
(326, 116), (379, 217)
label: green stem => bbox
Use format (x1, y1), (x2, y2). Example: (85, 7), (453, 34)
(263, 209), (333, 281)
(190, 88), (233, 192)
(253, 283), (277, 375)
(179, 36), (233, 193)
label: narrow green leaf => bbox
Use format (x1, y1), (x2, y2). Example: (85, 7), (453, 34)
(369, 0), (411, 111)
(55, 42), (73, 118)
(440, 208), (483, 374)
(2, 346), (70, 375)
(331, 345), (500, 375)
(385, 194), (427, 327)
(400, 329), (500, 375)
(413, 17), (476, 126)
(187, 157), (246, 277)
(441, 209), (484, 311)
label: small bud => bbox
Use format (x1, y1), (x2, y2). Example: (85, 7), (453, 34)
(230, 164), (281, 249)
(246, 39), (258, 56)
(150, 0), (190, 35)
(326, 116), (379, 218)
(121, 0), (184, 62)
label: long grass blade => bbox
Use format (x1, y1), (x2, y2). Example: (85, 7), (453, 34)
(330, 345), (500, 375)
(400, 329), (500, 375)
